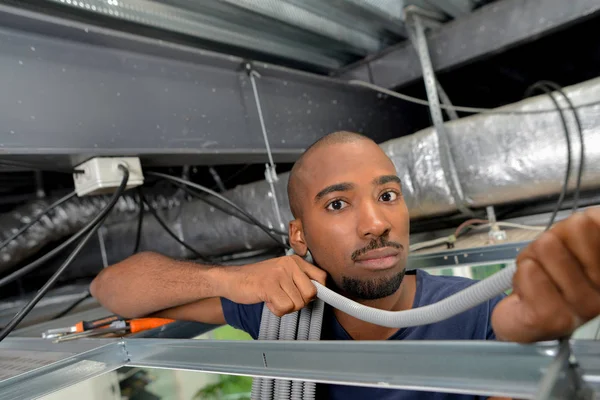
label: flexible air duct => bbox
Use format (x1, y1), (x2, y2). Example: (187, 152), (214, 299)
(0, 193), (180, 273)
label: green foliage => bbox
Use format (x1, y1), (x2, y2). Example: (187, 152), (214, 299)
(471, 264), (504, 280)
(212, 325), (252, 341)
(194, 375), (252, 400)
(193, 325), (253, 399)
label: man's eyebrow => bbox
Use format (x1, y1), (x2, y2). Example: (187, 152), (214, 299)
(314, 183), (355, 202)
(374, 175), (401, 185)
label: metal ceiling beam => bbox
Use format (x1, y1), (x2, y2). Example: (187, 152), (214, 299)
(0, 4), (409, 168)
(337, 0), (600, 89)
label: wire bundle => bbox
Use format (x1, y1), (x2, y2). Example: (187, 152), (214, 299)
(0, 165), (131, 341)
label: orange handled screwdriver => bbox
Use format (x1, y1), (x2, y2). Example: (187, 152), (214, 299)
(42, 315), (122, 338)
(54, 318), (175, 342)
(127, 318), (176, 333)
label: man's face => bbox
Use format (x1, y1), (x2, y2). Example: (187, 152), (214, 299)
(291, 140), (410, 300)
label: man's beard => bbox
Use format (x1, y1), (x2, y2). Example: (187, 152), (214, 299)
(340, 269), (406, 300)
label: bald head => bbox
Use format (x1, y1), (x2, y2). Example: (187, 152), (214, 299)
(287, 131), (375, 218)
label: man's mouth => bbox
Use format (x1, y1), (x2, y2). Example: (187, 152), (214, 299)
(353, 247), (401, 270)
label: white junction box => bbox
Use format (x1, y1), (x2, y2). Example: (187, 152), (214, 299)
(73, 157), (144, 197)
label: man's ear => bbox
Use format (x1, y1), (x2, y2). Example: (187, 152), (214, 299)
(289, 219), (308, 257)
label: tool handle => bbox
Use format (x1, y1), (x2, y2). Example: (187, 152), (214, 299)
(75, 315), (121, 333)
(128, 318), (175, 333)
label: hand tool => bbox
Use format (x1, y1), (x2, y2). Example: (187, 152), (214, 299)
(42, 315), (121, 339)
(53, 318), (175, 342)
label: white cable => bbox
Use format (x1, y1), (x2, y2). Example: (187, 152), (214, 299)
(409, 236), (454, 251)
(468, 222), (546, 232)
(409, 221), (546, 252)
(494, 222), (546, 231)
(348, 80), (600, 115)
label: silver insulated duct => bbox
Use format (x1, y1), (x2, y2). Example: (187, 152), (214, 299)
(383, 78), (600, 218)
(1, 77), (600, 263)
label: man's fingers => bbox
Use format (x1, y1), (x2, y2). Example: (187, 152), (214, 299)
(492, 259), (576, 342)
(279, 279), (306, 312)
(292, 270), (318, 304)
(266, 289), (295, 317)
(524, 232), (600, 321)
(554, 210), (600, 289)
(291, 255), (327, 285)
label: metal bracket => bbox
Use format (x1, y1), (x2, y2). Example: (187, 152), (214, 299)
(404, 8), (475, 218)
(486, 206), (507, 243)
(535, 340), (594, 400)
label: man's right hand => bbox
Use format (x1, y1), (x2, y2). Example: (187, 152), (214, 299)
(221, 255), (327, 317)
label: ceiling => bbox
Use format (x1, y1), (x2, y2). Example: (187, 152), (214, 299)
(31, 0), (489, 72)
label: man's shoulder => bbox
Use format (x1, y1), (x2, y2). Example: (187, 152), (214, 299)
(416, 269), (480, 302)
(220, 297), (264, 339)
(412, 269), (504, 340)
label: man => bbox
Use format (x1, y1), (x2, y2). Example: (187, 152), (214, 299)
(91, 131), (600, 399)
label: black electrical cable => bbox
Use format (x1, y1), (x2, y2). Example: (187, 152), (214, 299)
(535, 81), (585, 212)
(525, 83), (572, 231)
(51, 292), (92, 320)
(0, 191), (77, 252)
(172, 181), (289, 237)
(147, 171), (289, 249)
(139, 188), (212, 262)
(0, 166), (129, 342)
(133, 187), (144, 254)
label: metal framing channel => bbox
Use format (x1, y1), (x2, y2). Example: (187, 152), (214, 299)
(0, 4), (409, 168)
(125, 339), (600, 399)
(0, 338), (126, 400)
(0, 337), (599, 398)
(337, 0), (600, 89)
(408, 241), (530, 270)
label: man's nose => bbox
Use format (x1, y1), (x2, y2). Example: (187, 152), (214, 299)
(357, 200), (392, 239)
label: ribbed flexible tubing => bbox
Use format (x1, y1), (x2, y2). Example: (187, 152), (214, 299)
(302, 299), (325, 400)
(274, 312), (300, 399)
(312, 263), (515, 328)
(251, 305), (272, 400)
(260, 309), (281, 400)
(291, 305), (312, 400)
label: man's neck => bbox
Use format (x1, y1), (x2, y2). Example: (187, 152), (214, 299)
(333, 273), (417, 340)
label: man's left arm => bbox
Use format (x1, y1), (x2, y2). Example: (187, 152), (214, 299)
(491, 207), (600, 343)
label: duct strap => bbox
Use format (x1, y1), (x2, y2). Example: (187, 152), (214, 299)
(405, 10), (475, 217)
(246, 64), (287, 243)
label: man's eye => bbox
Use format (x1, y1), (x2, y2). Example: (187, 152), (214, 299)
(326, 200), (348, 211)
(379, 191), (398, 202)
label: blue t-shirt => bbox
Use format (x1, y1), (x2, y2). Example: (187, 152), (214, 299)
(221, 269), (505, 400)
